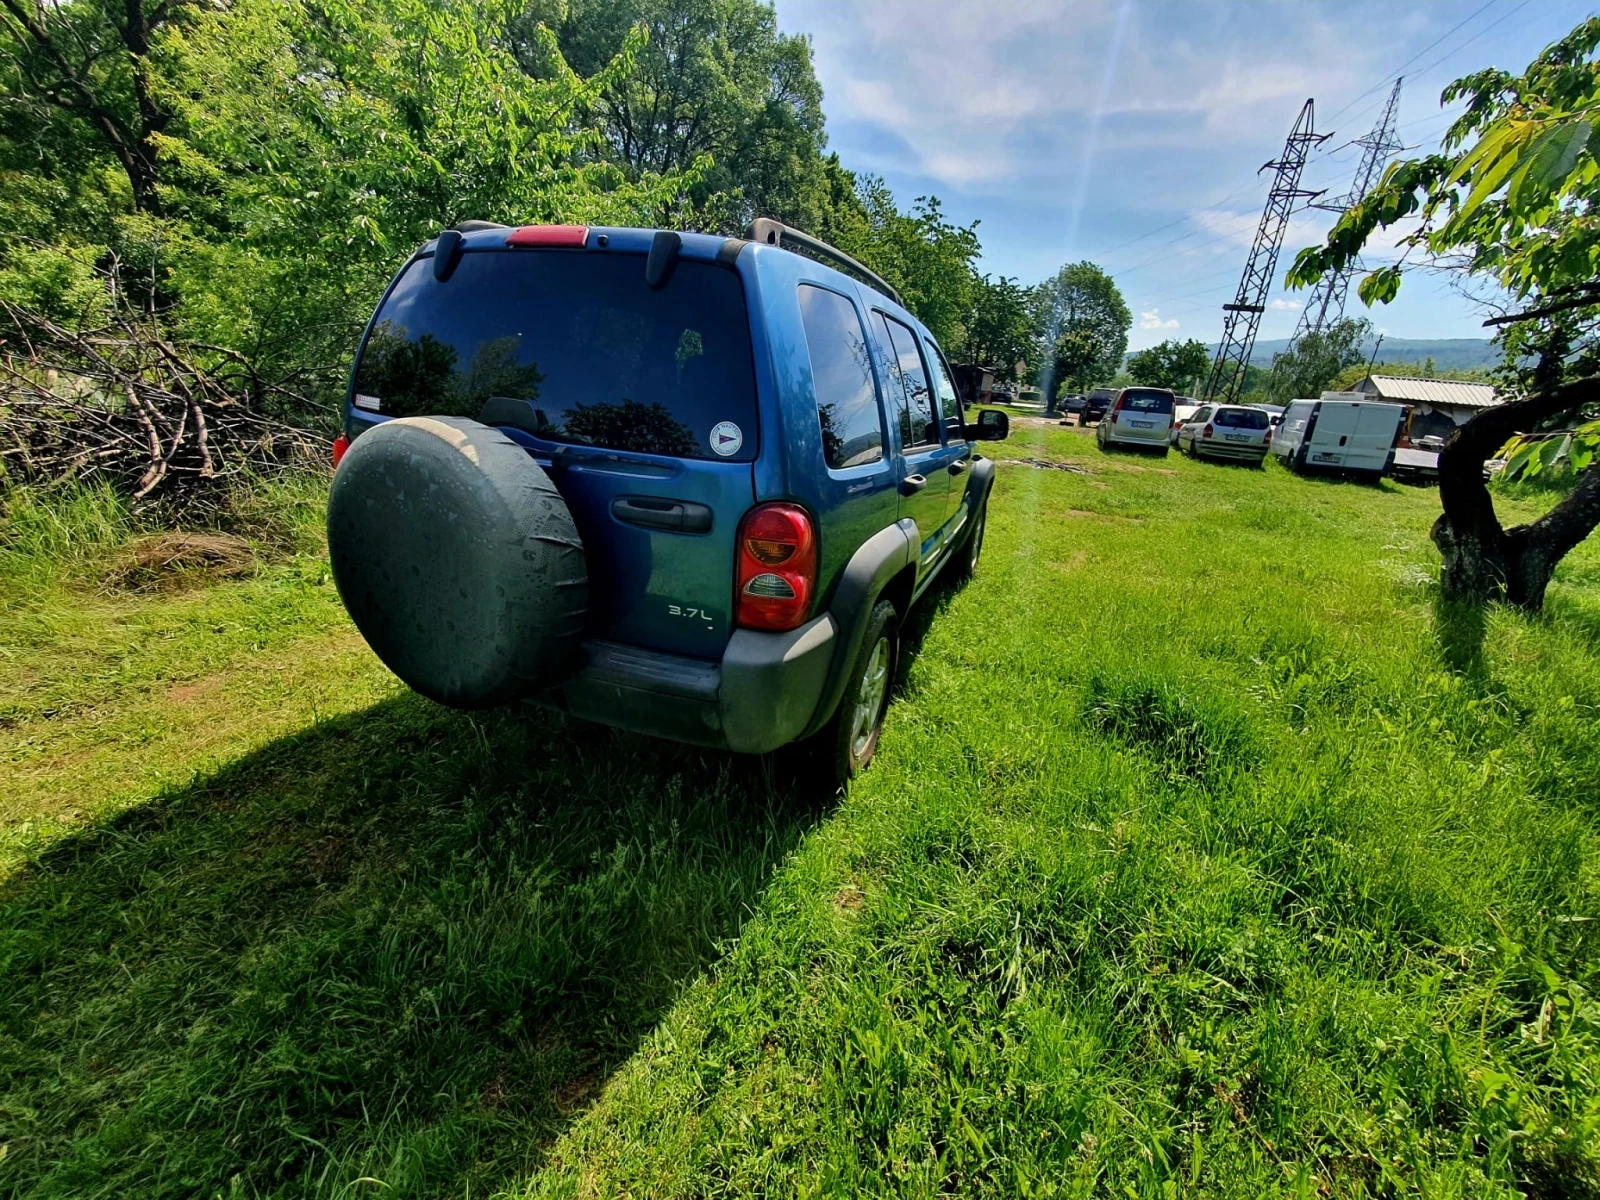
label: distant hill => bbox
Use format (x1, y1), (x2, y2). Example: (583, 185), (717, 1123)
(1223, 337), (1499, 372)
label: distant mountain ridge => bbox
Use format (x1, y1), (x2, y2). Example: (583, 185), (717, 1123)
(1217, 337), (1499, 372)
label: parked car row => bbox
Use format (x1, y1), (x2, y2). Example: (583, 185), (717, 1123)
(1086, 385), (1414, 482)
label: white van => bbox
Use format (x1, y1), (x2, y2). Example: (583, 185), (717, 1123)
(1270, 393), (1406, 480)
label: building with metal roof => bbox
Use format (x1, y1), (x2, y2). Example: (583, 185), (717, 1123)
(1349, 374), (1500, 441)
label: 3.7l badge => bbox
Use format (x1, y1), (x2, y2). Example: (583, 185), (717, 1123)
(668, 603), (714, 628)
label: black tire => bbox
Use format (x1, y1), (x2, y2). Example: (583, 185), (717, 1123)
(811, 599), (898, 789)
(328, 416), (589, 708)
(954, 501), (987, 581)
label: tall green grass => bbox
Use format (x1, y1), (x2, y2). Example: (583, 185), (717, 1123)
(1, 427), (1597, 1197)
(0, 482), (135, 595)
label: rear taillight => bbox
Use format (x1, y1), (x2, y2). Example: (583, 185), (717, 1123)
(332, 434), (350, 467)
(506, 224), (589, 247)
(1203, 424), (1215, 439)
(736, 503), (816, 632)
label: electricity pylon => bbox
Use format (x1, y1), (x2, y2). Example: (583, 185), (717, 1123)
(1203, 99), (1328, 406)
(1292, 78), (1405, 339)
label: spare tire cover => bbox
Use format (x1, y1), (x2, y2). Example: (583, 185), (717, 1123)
(328, 416), (588, 708)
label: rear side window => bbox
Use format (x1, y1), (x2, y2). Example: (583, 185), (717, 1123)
(353, 249), (757, 461)
(798, 285), (883, 469)
(1215, 407), (1269, 429)
(874, 313), (939, 449)
(924, 339), (963, 439)
(1121, 389), (1174, 414)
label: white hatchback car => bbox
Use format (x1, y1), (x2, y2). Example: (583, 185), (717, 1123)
(1095, 387), (1175, 455)
(1176, 404), (1273, 463)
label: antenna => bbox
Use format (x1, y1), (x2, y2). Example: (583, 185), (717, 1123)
(1362, 332), (1385, 389)
(1203, 99), (1328, 405)
(1293, 78), (1404, 339)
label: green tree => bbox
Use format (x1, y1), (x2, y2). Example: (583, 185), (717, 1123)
(826, 182), (981, 348)
(1287, 17), (1600, 609)
(552, 0), (826, 228)
(953, 274), (1040, 383)
(1126, 337), (1210, 394)
(1264, 318), (1373, 402)
(0, 0), (207, 213)
(147, 0), (692, 411)
(1034, 261), (1130, 398)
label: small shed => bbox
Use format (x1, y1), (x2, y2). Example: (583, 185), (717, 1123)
(1350, 375), (1500, 442)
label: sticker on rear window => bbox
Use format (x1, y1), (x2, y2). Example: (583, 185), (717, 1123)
(710, 421), (743, 457)
(354, 394), (382, 411)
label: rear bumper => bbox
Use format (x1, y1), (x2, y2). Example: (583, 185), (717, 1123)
(535, 614), (838, 754)
(1196, 440), (1267, 460)
(1104, 430), (1169, 448)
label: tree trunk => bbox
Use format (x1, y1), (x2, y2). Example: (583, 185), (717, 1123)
(1431, 374), (1599, 611)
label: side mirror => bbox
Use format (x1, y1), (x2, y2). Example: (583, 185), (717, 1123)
(970, 409), (1009, 441)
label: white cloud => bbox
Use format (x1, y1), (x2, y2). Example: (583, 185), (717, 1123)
(1270, 298), (1301, 310)
(1140, 308), (1179, 330)
(777, 0), (1412, 189)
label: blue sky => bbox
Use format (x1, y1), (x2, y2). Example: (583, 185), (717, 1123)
(772, 0), (1594, 351)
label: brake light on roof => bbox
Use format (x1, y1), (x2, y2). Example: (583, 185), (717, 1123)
(736, 503), (816, 631)
(506, 225), (589, 248)
(332, 434), (350, 467)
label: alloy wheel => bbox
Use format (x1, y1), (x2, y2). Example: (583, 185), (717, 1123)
(850, 635), (890, 760)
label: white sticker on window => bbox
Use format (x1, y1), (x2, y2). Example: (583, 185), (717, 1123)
(710, 421), (743, 457)
(354, 394), (382, 412)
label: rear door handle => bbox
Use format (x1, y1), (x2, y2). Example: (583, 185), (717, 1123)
(948, 459), (967, 474)
(899, 474), (928, 495)
(611, 495), (713, 534)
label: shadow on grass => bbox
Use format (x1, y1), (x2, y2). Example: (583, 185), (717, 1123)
(0, 695), (836, 1198)
(1432, 589), (1489, 682)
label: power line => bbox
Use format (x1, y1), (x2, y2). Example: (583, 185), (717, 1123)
(1090, 174), (1270, 264)
(1105, 3), (1525, 287)
(1317, 0), (1499, 133)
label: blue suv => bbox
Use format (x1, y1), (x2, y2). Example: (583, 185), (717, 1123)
(327, 218), (1008, 784)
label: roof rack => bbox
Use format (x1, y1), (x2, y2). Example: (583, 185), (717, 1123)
(744, 218), (904, 307)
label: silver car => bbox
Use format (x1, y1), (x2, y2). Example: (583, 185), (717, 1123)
(1176, 404), (1272, 463)
(1096, 387), (1174, 455)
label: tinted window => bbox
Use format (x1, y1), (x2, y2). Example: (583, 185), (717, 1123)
(1215, 407), (1269, 429)
(874, 313), (939, 448)
(798, 285), (883, 469)
(924, 339), (963, 438)
(1191, 407), (1212, 424)
(353, 249), (757, 460)
(1121, 389), (1174, 414)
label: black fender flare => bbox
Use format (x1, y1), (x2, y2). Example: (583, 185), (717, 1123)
(801, 518), (917, 738)
(967, 455), (996, 515)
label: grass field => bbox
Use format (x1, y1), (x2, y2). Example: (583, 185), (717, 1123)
(2, 422), (1598, 1198)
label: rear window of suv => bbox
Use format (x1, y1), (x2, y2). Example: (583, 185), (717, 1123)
(352, 248), (758, 461)
(1215, 407), (1269, 429)
(1120, 389), (1174, 414)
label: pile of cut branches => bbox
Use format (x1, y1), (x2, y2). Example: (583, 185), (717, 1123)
(0, 303), (328, 509)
